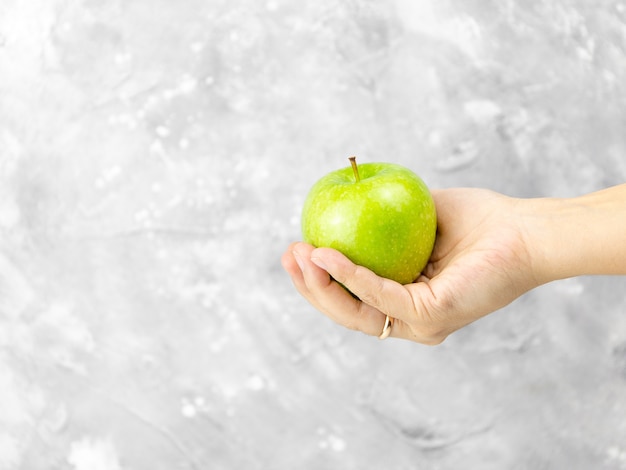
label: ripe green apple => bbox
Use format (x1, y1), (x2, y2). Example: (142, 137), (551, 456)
(301, 157), (437, 285)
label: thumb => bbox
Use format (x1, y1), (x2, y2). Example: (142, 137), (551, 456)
(310, 247), (414, 322)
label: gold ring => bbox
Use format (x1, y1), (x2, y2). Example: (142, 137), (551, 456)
(378, 315), (394, 340)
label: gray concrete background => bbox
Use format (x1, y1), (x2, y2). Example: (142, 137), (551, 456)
(1, 0), (625, 468)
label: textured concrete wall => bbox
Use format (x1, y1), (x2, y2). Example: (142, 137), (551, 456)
(1, 1), (625, 468)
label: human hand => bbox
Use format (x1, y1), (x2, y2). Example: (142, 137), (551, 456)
(281, 188), (540, 344)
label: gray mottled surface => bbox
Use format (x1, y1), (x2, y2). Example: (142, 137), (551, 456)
(1, 1), (626, 468)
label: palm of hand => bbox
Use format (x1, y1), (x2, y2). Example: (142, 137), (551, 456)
(407, 189), (536, 342)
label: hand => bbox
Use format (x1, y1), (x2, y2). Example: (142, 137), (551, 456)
(281, 188), (540, 344)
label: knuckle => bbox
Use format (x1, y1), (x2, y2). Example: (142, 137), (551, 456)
(340, 302), (367, 334)
(421, 331), (448, 346)
(357, 290), (381, 309)
(352, 268), (386, 308)
(410, 325), (449, 345)
(342, 263), (363, 286)
(407, 303), (451, 345)
(397, 319), (448, 345)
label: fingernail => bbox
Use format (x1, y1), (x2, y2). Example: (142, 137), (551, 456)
(292, 251), (305, 272)
(311, 257), (328, 271)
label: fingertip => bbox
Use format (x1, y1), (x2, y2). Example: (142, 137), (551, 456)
(309, 248), (336, 276)
(282, 241), (309, 275)
(281, 250), (300, 277)
(311, 246), (351, 267)
(309, 257), (327, 272)
(311, 246), (338, 257)
(292, 241), (317, 256)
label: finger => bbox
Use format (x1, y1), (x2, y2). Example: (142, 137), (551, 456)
(285, 242), (363, 327)
(310, 247), (416, 325)
(310, 248), (452, 344)
(281, 242), (316, 303)
(290, 243), (388, 337)
(281, 242), (303, 278)
(282, 243), (327, 313)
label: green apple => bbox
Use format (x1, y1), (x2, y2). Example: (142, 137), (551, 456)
(301, 157), (437, 285)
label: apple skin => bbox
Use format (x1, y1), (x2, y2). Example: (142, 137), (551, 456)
(301, 162), (437, 285)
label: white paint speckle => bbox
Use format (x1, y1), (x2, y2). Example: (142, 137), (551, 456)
(246, 374), (265, 391)
(67, 437), (122, 470)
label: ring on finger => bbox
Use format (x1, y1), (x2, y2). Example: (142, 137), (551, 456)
(378, 315), (394, 340)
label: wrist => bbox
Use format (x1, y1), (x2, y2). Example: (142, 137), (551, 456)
(520, 196), (582, 284)
(519, 184), (626, 284)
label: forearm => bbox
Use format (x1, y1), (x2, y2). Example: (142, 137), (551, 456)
(522, 184), (626, 284)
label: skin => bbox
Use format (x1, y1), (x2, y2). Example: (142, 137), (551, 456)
(281, 184), (626, 345)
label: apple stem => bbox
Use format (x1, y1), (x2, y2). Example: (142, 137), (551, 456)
(349, 156), (360, 183)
